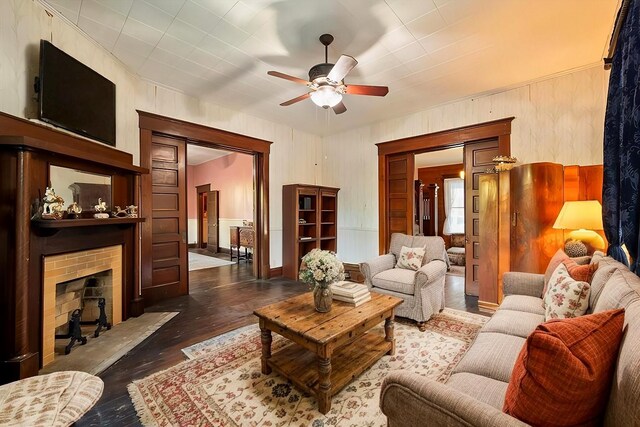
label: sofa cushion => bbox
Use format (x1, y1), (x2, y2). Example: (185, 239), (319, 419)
(453, 332), (525, 383)
(503, 309), (625, 427)
(395, 246), (425, 271)
(499, 295), (545, 316)
(589, 264), (620, 312)
(593, 268), (640, 313)
(543, 249), (569, 295)
(482, 309), (543, 338)
(446, 373), (508, 410)
(543, 263), (590, 320)
(562, 258), (597, 283)
(372, 268), (415, 295)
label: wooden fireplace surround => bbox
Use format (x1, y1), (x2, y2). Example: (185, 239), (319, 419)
(0, 112), (148, 384)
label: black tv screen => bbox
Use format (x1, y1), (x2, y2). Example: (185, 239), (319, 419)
(38, 40), (116, 146)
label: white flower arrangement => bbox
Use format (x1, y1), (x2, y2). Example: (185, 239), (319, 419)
(299, 249), (345, 288)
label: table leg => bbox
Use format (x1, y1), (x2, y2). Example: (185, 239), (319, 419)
(385, 315), (395, 355)
(317, 357), (332, 414)
(260, 328), (272, 374)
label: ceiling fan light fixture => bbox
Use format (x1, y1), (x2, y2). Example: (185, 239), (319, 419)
(310, 86), (342, 108)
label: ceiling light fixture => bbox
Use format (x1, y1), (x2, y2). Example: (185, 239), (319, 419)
(310, 86), (342, 108)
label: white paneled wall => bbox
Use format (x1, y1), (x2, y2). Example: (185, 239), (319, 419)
(323, 66), (609, 263)
(1, 0), (321, 268)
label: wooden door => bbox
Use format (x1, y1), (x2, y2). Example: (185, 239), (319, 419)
(384, 153), (415, 248)
(207, 190), (219, 253)
(464, 139), (499, 296)
(146, 135), (188, 304)
(196, 184), (210, 249)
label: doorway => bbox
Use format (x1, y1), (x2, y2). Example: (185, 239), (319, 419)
(377, 118), (513, 297)
(138, 111), (271, 307)
(187, 144), (255, 273)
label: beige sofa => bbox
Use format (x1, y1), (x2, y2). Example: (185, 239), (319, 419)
(380, 252), (640, 426)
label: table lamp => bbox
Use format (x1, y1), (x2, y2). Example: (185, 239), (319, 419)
(552, 200), (605, 254)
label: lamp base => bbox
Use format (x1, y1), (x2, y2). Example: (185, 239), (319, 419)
(567, 229), (605, 252)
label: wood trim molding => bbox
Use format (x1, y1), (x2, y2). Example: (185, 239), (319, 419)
(377, 118), (514, 254)
(376, 117), (514, 156)
(269, 267), (283, 278)
(195, 184), (211, 193)
(138, 112), (272, 281)
(137, 111), (272, 154)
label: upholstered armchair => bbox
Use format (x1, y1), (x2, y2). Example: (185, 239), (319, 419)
(360, 233), (448, 330)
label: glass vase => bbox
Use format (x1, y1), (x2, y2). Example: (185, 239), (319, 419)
(313, 284), (333, 313)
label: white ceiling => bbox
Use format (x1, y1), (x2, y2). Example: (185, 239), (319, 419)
(415, 146), (463, 168)
(187, 143), (233, 165)
(43, 0), (619, 137)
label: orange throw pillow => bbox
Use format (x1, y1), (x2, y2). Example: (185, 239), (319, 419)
(503, 309), (625, 426)
(563, 258), (598, 283)
(542, 249), (569, 296)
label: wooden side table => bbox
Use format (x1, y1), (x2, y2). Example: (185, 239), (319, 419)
(229, 225), (254, 263)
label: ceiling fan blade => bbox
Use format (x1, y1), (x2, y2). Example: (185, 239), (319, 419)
(267, 71), (310, 85)
(332, 101), (347, 115)
(345, 84), (389, 96)
(327, 55), (358, 82)
(280, 92), (311, 106)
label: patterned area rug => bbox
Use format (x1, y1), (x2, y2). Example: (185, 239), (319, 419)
(189, 252), (235, 271)
(128, 308), (487, 426)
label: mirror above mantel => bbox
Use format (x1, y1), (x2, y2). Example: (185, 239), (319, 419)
(49, 165), (112, 213)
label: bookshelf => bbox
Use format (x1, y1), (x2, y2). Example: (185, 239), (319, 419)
(282, 184), (340, 280)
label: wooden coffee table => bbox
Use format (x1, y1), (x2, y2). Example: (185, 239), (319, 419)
(253, 291), (402, 414)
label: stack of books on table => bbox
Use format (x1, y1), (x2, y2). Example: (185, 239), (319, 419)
(330, 281), (371, 306)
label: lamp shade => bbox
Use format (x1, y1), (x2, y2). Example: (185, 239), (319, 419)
(553, 200), (604, 230)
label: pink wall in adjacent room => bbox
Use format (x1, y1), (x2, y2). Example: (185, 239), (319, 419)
(187, 152), (253, 220)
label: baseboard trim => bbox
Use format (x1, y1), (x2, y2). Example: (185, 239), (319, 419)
(188, 243), (197, 249)
(269, 267), (283, 278)
(478, 300), (499, 313)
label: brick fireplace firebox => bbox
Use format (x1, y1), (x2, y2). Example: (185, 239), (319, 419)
(43, 246), (123, 366)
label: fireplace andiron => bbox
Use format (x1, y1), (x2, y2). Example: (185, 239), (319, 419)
(55, 309), (88, 355)
(93, 297), (112, 338)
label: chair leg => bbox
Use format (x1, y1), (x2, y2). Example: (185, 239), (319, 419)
(417, 321), (427, 332)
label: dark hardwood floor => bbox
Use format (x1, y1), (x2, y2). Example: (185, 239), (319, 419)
(77, 262), (482, 426)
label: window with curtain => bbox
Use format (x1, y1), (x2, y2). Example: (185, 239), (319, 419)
(443, 178), (465, 235)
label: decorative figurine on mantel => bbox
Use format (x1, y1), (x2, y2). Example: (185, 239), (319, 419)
(112, 206), (128, 218)
(126, 205), (138, 218)
(66, 202), (82, 219)
(41, 187), (65, 219)
(94, 198), (109, 219)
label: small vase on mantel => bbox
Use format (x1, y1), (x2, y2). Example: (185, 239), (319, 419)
(313, 283), (333, 313)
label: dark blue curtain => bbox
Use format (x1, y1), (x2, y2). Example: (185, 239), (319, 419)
(603, 0), (640, 273)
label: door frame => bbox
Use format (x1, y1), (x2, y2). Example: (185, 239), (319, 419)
(138, 111), (272, 283)
(376, 118), (514, 254)
(196, 184), (211, 248)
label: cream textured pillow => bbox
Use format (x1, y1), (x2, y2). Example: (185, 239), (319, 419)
(543, 263), (590, 321)
(396, 246), (426, 271)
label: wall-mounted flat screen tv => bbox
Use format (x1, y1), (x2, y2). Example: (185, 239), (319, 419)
(38, 40), (116, 146)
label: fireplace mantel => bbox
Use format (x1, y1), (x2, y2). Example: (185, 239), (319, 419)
(0, 111), (148, 384)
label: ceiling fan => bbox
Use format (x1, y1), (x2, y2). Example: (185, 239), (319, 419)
(267, 34), (389, 115)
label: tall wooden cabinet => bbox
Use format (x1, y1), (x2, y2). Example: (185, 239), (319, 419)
(283, 184), (340, 280)
(477, 162), (603, 311)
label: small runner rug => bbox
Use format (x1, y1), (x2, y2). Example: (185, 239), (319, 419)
(189, 252), (235, 271)
(128, 308), (487, 426)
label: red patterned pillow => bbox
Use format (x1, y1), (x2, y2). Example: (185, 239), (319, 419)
(503, 309), (625, 426)
(542, 249), (569, 297)
(563, 258), (598, 283)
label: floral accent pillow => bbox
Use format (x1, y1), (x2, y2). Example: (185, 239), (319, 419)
(395, 246), (426, 271)
(543, 263), (590, 321)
